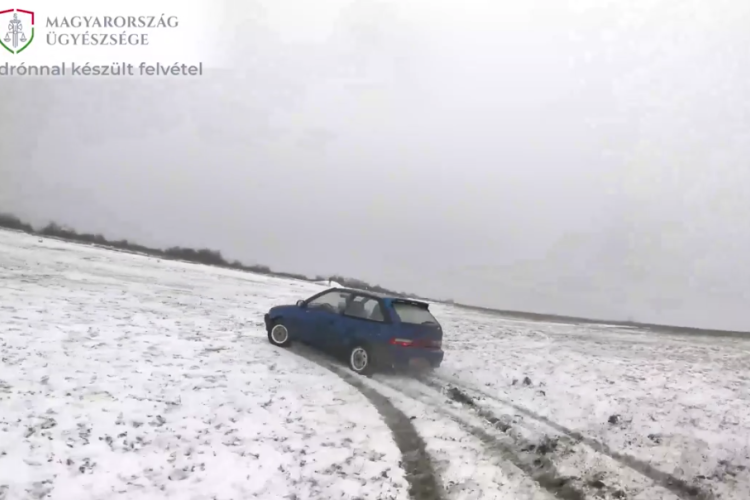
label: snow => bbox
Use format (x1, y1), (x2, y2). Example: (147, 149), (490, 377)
(314, 280), (343, 288)
(0, 231), (408, 500)
(432, 305), (750, 499)
(358, 377), (554, 500)
(1, 228), (748, 500)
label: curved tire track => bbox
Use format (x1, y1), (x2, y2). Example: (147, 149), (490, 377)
(422, 373), (714, 500)
(291, 345), (445, 500)
(375, 374), (589, 500)
(286, 342), (713, 500)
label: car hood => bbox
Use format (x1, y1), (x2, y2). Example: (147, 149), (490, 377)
(267, 304), (298, 315)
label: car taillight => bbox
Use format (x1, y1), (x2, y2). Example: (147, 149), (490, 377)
(389, 338), (414, 347)
(389, 338), (442, 349)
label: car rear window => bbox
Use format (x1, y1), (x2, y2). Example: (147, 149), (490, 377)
(392, 302), (439, 325)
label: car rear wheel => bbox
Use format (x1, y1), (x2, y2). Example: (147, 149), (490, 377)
(268, 322), (291, 348)
(348, 345), (373, 375)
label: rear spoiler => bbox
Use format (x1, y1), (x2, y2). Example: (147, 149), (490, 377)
(392, 298), (430, 309)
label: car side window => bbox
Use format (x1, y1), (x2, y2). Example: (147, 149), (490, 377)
(344, 296), (386, 322)
(307, 291), (350, 314)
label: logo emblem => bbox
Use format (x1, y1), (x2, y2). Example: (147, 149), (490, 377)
(1, 9), (34, 54)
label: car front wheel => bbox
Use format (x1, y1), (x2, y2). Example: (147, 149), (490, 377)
(268, 322), (291, 348)
(348, 345), (373, 375)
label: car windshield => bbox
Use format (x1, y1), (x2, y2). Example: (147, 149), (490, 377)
(392, 302), (439, 325)
(307, 290), (350, 313)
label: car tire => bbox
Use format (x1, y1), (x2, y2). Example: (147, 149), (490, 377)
(348, 344), (374, 376)
(268, 321), (291, 348)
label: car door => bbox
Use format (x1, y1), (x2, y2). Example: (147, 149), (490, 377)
(301, 290), (352, 349)
(280, 303), (312, 342)
(328, 295), (388, 354)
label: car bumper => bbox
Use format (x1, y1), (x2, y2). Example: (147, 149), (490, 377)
(380, 345), (444, 368)
(263, 313), (270, 330)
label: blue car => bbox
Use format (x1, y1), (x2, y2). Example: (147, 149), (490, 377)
(264, 288), (444, 375)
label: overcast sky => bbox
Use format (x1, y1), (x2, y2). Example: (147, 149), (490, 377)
(2, 0), (750, 330)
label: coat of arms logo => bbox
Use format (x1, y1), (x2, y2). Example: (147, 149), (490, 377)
(1, 9), (34, 54)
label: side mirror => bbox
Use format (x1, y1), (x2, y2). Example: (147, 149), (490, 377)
(296, 300), (305, 308)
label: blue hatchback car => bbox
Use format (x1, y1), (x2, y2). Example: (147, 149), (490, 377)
(264, 288), (444, 375)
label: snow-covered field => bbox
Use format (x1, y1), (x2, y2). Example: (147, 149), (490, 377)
(0, 232), (408, 500)
(1, 229), (748, 500)
(430, 311), (750, 499)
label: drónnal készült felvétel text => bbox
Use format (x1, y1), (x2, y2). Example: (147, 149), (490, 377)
(0, 62), (203, 77)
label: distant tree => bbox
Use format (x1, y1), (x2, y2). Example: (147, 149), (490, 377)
(41, 222), (63, 235)
(0, 213), (34, 233)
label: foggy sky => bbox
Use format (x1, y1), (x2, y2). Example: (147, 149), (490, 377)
(3, 0), (750, 330)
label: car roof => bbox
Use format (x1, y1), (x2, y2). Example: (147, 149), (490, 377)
(329, 287), (429, 306)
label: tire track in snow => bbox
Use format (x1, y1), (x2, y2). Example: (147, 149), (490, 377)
(422, 374), (714, 500)
(375, 375), (588, 500)
(290, 346), (445, 500)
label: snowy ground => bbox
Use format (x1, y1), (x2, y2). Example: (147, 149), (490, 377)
(432, 307), (750, 499)
(1, 229), (748, 499)
(0, 232), (408, 500)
